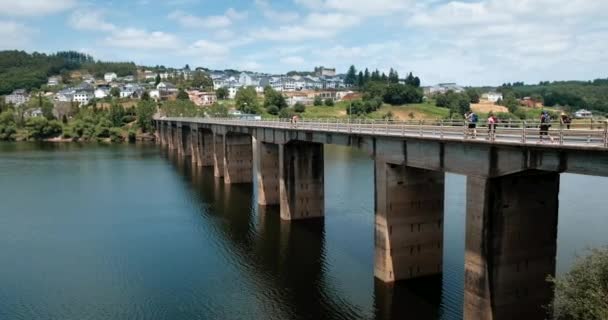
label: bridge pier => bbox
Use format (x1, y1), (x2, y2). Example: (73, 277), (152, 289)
(254, 140), (280, 206)
(180, 126), (192, 157)
(213, 133), (225, 178)
(279, 142), (324, 220)
(374, 162), (445, 283)
(464, 171), (559, 320)
(190, 127), (200, 164)
(224, 133), (253, 184)
(167, 125), (176, 150)
(196, 130), (214, 167)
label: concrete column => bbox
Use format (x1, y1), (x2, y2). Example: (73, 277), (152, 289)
(176, 125), (185, 155)
(197, 131), (214, 167)
(190, 128), (200, 164)
(181, 127), (192, 157)
(224, 134), (253, 184)
(279, 142), (324, 220)
(464, 171), (559, 320)
(255, 140), (280, 206)
(374, 162), (445, 283)
(168, 126), (176, 150)
(213, 133), (225, 177)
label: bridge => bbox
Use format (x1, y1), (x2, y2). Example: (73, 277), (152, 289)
(154, 117), (608, 320)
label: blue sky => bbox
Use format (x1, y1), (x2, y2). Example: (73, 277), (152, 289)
(0, 0), (607, 86)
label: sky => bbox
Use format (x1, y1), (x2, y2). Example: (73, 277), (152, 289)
(0, 0), (607, 86)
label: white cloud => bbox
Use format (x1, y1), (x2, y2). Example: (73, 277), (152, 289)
(187, 39), (230, 56)
(255, 0), (300, 23)
(69, 11), (116, 32)
(295, 0), (414, 16)
(254, 12), (360, 41)
(105, 28), (180, 49)
(225, 8), (248, 20)
(0, 0), (76, 16)
(168, 10), (231, 29)
(0, 20), (32, 48)
(280, 56), (305, 65)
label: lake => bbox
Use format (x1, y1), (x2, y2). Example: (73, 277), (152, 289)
(0, 142), (606, 319)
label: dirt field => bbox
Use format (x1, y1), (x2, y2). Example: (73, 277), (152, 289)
(471, 101), (508, 114)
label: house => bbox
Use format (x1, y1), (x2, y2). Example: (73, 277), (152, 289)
(25, 108), (43, 118)
(94, 88), (110, 99)
(120, 84), (144, 99)
(4, 89), (30, 106)
(82, 74), (95, 84)
(574, 109), (593, 119)
(73, 90), (94, 106)
(424, 83), (465, 95)
(314, 66), (336, 77)
(104, 72), (118, 82)
(157, 82), (177, 93)
(123, 75), (135, 82)
(239, 72), (253, 86)
(483, 92), (503, 103)
(47, 76), (61, 86)
(188, 90), (217, 106)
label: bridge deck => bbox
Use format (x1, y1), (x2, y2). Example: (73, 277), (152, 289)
(158, 117), (608, 151)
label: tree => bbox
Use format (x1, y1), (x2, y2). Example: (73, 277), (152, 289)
(235, 86), (259, 114)
(25, 117), (62, 140)
(382, 84), (424, 105)
(313, 96), (323, 106)
(109, 102), (125, 127)
(141, 91), (150, 101)
(294, 103), (306, 113)
(465, 88), (481, 103)
(549, 247), (608, 320)
(324, 98), (334, 106)
(364, 68), (370, 84)
(500, 92), (519, 113)
(155, 74), (161, 86)
(177, 89), (189, 100)
(278, 107), (295, 119)
(263, 86), (287, 110)
(191, 70), (213, 89)
(0, 111), (17, 141)
(345, 65), (357, 86)
(267, 105), (279, 115)
(136, 100), (156, 133)
(216, 87), (229, 100)
(357, 71), (364, 87)
(110, 87), (120, 98)
(207, 103), (229, 117)
(388, 68), (399, 84)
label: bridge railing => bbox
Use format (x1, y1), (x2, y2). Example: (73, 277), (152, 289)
(158, 117), (608, 148)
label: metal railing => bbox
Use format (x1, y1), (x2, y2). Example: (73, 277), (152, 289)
(156, 117), (608, 149)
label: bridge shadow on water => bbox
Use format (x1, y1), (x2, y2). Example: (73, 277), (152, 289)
(163, 150), (444, 320)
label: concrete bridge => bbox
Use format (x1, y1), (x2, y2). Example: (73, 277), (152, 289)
(154, 117), (608, 320)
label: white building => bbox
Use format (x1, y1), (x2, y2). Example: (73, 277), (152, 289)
(4, 89), (29, 106)
(574, 109), (593, 119)
(47, 76), (61, 86)
(228, 87), (238, 99)
(104, 72), (118, 82)
(483, 92), (503, 103)
(73, 91), (93, 106)
(94, 88), (109, 99)
(239, 72), (253, 86)
(157, 82), (177, 92)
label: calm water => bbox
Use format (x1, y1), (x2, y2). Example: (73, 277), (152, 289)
(0, 143), (606, 320)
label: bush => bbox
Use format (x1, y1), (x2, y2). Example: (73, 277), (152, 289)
(127, 129), (137, 143)
(313, 96), (323, 106)
(0, 111), (17, 141)
(25, 117), (63, 140)
(278, 108), (295, 119)
(121, 115), (136, 124)
(549, 247), (608, 320)
(267, 105), (279, 115)
(109, 128), (124, 143)
(324, 98), (334, 106)
(294, 103), (306, 113)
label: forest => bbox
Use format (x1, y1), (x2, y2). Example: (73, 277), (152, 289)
(498, 79), (608, 113)
(0, 50), (137, 95)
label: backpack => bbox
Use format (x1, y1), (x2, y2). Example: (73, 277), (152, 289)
(542, 113), (551, 123)
(471, 113), (479, 123)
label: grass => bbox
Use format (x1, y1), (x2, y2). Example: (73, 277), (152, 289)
(297, 101), (450, 120)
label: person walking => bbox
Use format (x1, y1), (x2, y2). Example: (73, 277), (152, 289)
(539, 111), (554, 143)
(465, 111), (478, 139)
(560, 112), (572, 130)
(487, 112), (498, 140)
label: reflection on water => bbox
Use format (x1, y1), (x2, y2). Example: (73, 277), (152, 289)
(0, 142), (606, 320)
